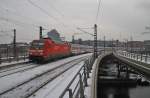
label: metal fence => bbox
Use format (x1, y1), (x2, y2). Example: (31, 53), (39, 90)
(118, 51), (150, 64)
(59, 55), (94, 98)
(0, 44), (29, 64)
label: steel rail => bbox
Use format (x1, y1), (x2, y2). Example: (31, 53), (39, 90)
(26, 58), (88, 98)
(59, 56), (93, 98)
(0, 63), (39, 78)
(0, 56), (90, 98)
(0, 61), (29, 70)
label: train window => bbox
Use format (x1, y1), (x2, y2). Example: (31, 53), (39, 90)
(30, 40), (44, 49)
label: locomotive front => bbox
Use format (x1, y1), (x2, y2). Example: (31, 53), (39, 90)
(29, 40), (45, 61)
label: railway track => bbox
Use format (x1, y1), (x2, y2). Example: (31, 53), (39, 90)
(0, 63), (39, 78)
(0, 61), (29, 70)
(0, 56), (89, 98)
(0, 54), (91, 78)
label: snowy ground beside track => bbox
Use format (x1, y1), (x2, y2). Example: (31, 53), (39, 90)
(0, 53), (91, 94)
(0, 59), (28, 67)
(29, 61), (84, 98)
(84, 59), (97, 98)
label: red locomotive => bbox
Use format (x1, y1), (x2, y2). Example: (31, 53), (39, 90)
(29, 29), (71, 62)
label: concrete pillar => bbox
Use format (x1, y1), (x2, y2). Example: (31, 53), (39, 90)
(117, 63), (121, 78)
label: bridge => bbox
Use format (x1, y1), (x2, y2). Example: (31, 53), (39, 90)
(58, 51), (150, 98)
(90, 51), (150, 98)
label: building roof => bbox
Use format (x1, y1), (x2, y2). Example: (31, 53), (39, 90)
(47, 29), (63, 43)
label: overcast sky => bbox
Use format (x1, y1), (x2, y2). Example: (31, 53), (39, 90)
(0, 0), (150, 43)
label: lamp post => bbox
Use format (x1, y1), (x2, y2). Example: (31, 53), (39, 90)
(145, 26), (150, 55)
(39, 26), (42, 39)
(94, 24), (98, 59)
(77, 25), (98, 59)
(13, 29), (16, 59)
(104, 36), (106, 54)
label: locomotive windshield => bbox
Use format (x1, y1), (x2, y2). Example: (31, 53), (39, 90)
(30, 40), (44, 49)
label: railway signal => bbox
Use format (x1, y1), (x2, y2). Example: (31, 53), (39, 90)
(77, 24), (98, 59)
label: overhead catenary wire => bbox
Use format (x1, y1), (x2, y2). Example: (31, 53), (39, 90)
(0, 2), (46, 30)
(40, 0), (70, 29)
(95, 0), (102, 24)
(0, 0), (101, 42)
(77, 27), (94, 36)
(27, 0), (79, 34)
(42, 0), (65, 18)
(0, 16), (39, 28)
(141, 32), (150, 35)
(0, 30), (13, 38)
(0, 0), (73, 33)
(0, 6), (48, 28)
(0, 30), (13, 34)
(0, 17), (42, 41)
(0, 2), (69, 40)
(95, 0), (103, 41)
(27, 0), (67, 28)
(27, 0), (57, 21)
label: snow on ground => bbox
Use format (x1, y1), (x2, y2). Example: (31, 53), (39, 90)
(84, 59), (97, 98)
(29, 61), (85, 98)
(0, 60), (85, 98)
(0, 63), (38, 77)
(147, 57), (150, 64)
(84, 74), (93, 98)
(0, 59), (28, 67)
(0, 53), (91, 94)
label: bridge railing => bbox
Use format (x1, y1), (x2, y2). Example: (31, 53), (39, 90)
(59, 55), (94, 98)
(117, 51), (150, 64)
